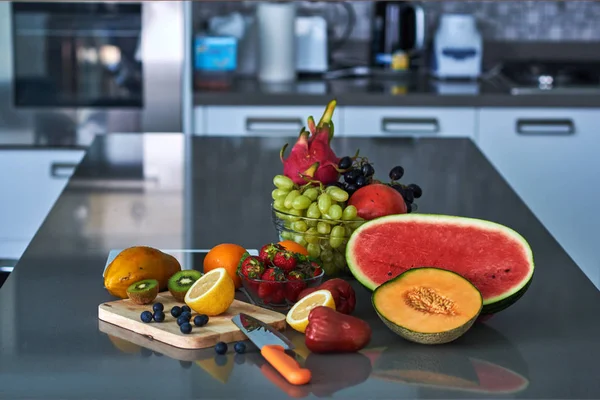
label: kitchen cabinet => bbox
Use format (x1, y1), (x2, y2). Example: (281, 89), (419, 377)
(342, 107), (477, 139)
(198, 106), (344, 136)
(0, 149), (84, 260)
(477, 108), (600, 288)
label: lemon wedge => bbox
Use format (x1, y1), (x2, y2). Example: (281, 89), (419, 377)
(184, 267), (235, 316)
(286, 289), (336, 333)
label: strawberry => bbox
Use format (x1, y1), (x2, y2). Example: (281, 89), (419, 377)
(285, 271), (307, 302)
(258, 243), (284, 266)
(272, 250), (297, 273)
(257, 267), (285, 302)
(310, 261), (324, 277)
(271, 287), (285, 304)
(239, 256), (265, 279)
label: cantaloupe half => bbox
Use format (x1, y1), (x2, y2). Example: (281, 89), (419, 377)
(372, 267), (483, 345)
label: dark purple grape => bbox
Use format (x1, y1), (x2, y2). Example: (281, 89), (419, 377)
(406, 203), (413, 213)
(408, 183), (422, 198)
(391, 184), (405, 197)
(403, 187), (414, 203)
(343, 169), (362, 184)
(361, 163), (374, 177)
(345, 183), (358, 193)
(338, 156), (353, 170)
(331, 182), (345, 189)
(356, 175), (366, 187)
(389, 166), (404, 181)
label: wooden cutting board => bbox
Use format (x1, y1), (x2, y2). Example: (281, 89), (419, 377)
(98, 292), (287, 349)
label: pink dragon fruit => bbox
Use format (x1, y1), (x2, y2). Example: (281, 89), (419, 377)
(280, 100), (341, 185)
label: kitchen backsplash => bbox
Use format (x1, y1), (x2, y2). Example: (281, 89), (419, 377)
(193, 0), (600, 42)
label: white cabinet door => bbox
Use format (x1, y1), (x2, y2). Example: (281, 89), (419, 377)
(193, 106), (205, 135)
(0, 149), (84, 260)
(477, 108), (600, 288)
(203, 106), (343, 136)
(342, 107), (477, 139)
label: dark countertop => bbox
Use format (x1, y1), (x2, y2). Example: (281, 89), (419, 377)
(1, 133), (599, 399)
(193, 75), (600, 108)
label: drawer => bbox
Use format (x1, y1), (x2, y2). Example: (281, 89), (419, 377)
(0, 149), (85, 259)
(342, 107), (476, 138)
(204, 106), (343, 136)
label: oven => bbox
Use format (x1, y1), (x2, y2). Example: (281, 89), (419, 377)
(0, 1), (184, 146)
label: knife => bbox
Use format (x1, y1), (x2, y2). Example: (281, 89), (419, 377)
(232, 313), (311, 386)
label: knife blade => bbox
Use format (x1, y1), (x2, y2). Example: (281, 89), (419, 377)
(232, 313), (311, 386)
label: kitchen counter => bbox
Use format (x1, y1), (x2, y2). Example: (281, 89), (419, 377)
(1, 133), (599, 399)
(193, 76), (600, 108)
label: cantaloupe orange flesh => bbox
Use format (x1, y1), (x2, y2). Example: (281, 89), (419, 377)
(374, 269), (482, 334)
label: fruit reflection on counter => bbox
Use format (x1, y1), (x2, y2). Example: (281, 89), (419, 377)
(272, 99), (424, 277)
(104, 246), (182, 299)
(372, 268), (483, 345)
(346, 214), (534, 317)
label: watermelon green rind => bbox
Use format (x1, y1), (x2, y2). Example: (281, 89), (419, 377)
(346, 213), (535, 315)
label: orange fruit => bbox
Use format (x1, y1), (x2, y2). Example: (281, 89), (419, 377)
(278, 240), (309, 256)
(203, 243), (247, 289)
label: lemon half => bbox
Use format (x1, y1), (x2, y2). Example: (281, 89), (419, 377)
(184, 267), (235, 316)
(286, 289), (336, 333)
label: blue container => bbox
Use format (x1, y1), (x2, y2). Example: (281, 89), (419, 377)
(194, 36), (237, 72)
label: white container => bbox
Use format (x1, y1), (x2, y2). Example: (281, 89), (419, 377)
(431, 14), (482, 79)
(256, 2), (296, 83)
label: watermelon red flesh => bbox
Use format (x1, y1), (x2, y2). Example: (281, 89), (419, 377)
(347, 214), (534, 309)
(471, 358), (529, 393)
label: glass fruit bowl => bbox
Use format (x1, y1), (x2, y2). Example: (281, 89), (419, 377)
(271, 204), (365, 277)
(238, 268), (325, 312)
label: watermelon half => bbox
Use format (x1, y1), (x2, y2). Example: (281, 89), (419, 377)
(346, 214), (534, 315)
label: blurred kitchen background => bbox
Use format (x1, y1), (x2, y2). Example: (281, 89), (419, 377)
(1, 1), (600, 287)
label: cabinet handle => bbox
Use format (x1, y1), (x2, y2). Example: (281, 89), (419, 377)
(516, 119), (575, 135)
(246, 117), (303, 133)
(50, 162), (78, 178)
(381, 118), (439, 134)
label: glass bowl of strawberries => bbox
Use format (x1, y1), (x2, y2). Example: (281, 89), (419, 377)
(237, 245), (325, 312)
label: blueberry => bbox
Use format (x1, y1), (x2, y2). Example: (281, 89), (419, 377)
(389, 166), (404, 181)
(234, 342), (246, 354)
(180, 322), (192, 334)
(408, 183), (422, 198)
(361, 163), (374, 177)
(180, 311), (192, 321)
(153, 311), (165, 322)
(194, 314), (209, 327)
(177, 315), (189, 326)
(338, 156), (353, 170)
(140, 311), (153, 323)
(152, 303), (164, 313)
(181, 305), (191, 313)
(215, 342), (228, 355)
(171, 306), (182, 318)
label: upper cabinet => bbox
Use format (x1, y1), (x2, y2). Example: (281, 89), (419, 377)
(477, 108), (600, 288)
(342, 107), (477, 139)
(198, 106), (344, 136)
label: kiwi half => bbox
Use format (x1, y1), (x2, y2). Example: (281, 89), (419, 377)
(126, 279), (159, 305)
(168, 270), (203, 302)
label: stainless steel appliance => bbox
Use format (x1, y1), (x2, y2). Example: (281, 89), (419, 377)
(494, 61), (600, 95)
(370, 1), (425, 70)
(0, 1), (185, 145)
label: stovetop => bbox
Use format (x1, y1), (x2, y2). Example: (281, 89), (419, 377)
(497, 61), (600, 95)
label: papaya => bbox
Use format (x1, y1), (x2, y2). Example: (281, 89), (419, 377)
(103, 246), (181, 299)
